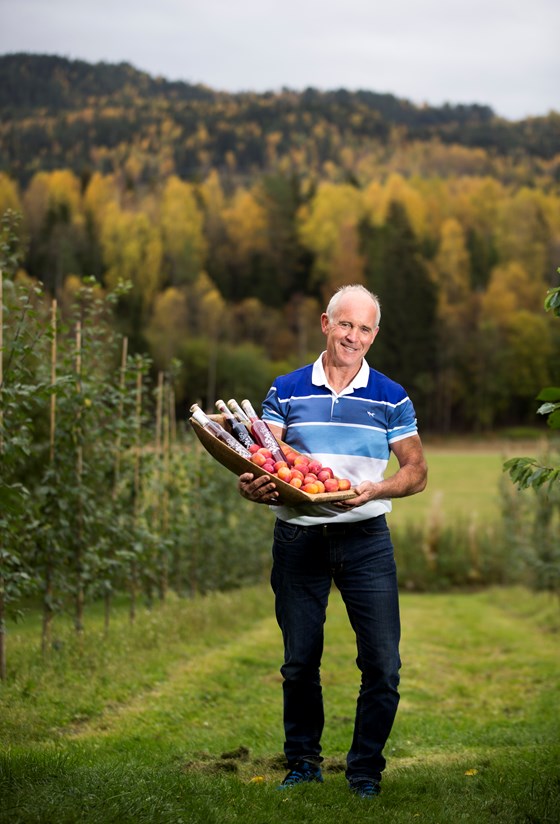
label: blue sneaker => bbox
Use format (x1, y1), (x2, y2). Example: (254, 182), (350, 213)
(277, 760), (324, 789)
(349, 778), (381, 798)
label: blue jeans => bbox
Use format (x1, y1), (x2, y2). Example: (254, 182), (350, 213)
(271, 515), (401, 783)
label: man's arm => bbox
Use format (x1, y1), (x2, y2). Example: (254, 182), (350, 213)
(341, 434), (428, 509)
(237, 422), (285, 504)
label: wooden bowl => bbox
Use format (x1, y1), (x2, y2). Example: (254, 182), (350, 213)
(189, 415), (357, 507)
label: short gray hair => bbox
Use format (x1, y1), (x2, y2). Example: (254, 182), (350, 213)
(326, 284), (381, 327)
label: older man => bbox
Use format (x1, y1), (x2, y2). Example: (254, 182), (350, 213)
(238, 284), (427, 798)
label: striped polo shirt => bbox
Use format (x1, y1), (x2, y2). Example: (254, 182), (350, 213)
(261, 352), (418, 525)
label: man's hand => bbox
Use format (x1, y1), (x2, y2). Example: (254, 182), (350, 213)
(335, 481), (381, 508)
(335, 434), (427, 510)
(238, 471), (280, 504)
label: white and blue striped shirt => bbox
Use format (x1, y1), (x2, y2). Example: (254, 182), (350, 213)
(262, 352), (418, 525)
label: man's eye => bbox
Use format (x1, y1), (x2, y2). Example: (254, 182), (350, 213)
(339, 322), (351, 329)
(361, 327), (372, 335)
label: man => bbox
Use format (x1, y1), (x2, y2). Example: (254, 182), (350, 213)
(238, 284), (427, 798)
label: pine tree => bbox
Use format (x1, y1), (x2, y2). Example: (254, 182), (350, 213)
(363, 200), (438, 424)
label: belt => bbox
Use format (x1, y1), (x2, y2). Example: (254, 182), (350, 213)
(302, 515), (383, 537)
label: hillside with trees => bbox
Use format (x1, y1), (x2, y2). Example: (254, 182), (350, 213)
(1, 53), (559, 433)
(2, 53), (560, 187)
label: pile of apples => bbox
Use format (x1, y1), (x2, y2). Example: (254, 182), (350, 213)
(248, 444), (352, 494)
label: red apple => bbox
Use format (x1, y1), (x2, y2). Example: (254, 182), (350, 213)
(323, 478), (340, 492)
(249, 443), (261, 454)
(277, 466), (293, 482)
(251, 452), (267, 466)
(317, 468), (334, 482)
(337, 478), (351, 491)
(289, 477), (303, 488)
(308, 460), (322, 475)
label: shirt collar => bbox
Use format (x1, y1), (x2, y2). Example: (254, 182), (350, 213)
(311, 352), (370, 394)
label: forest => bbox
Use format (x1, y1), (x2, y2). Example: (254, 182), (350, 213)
(1, 53), (559, 432)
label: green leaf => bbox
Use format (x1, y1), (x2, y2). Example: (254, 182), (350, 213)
(536, 387), (560, 402)
(547, 408), (560, 429)
(544, 285), (560, 315)
(529, 467), (551, 488)
(537, 402), (558, 416)
(503, 456), (535, 471)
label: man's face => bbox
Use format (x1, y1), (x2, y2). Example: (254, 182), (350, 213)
(321, 294), (379, 370)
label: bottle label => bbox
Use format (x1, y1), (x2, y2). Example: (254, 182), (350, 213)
(258, 426), (281, 453)
(228, 438), (252, 457)
(236, 429), (255, 449)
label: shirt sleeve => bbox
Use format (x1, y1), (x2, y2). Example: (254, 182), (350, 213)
(387, 396), (418, 444)
(261, 382), (286, 429)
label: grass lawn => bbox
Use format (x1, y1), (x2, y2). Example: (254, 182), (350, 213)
(388, 436), (544, 526)
(1, 584), (559, 823)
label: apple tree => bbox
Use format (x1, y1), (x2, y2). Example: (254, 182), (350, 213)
(503, 282), (560, 491)
(502, 279), (560, 597)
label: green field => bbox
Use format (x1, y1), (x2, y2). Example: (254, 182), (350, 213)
(388, 438), (540, 526)
(1, 585), (558, 823)
(1, 438), (557, 821)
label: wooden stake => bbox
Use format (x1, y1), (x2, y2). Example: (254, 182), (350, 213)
(49, 299), (57, 461)
(106, 336), (128, 636)
(42, 299), (58, 655)
(152, 371), (165, 603)
(130, 364), (143, 624)
(169, 385), (177, 445)
(75, 321), (84, 634)
(0, 270), (5, 681)
(159, 377), (171, 600)
(134, 366), (142, 516)
(0, 270), (3, 456)
(155, 371), (164, 457)
(113, 336), (128, 496)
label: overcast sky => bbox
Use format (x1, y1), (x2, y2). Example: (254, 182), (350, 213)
(1, 0), (558, 121)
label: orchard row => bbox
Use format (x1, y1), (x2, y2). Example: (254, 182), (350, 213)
(0, 277), (272, 679)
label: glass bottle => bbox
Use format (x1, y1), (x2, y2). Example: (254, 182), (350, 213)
(189, 404), (251, 458)
(240, 399), (287, 463)
(215, 399), (255, 449)
(226, 398), (252, 425)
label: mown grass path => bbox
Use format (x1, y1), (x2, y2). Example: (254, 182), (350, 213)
(1, 586), (559, 823)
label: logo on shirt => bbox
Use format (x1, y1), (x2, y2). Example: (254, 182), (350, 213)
(367, 411), (376, 418)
